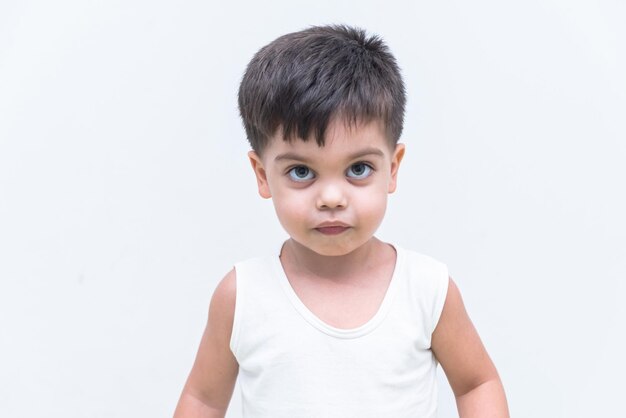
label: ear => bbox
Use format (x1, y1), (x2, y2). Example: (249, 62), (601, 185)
(388, 143), (405, 193)
(248, 151), (272, 199)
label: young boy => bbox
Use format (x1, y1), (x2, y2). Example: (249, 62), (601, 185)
(174, 25), (509, 418)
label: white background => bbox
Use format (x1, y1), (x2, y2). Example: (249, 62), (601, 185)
(1, 1), (624, 417)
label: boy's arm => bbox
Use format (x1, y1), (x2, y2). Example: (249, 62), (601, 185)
(174, 269), (239, 418)
(431, 278), (510, 418)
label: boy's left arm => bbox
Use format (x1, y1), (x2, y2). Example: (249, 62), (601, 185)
(431, 278), (510, 418)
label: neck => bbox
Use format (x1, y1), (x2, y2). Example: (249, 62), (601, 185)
(280, 237), (391, 282)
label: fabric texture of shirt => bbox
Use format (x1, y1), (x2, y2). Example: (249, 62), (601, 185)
(230, 244), (449, 418)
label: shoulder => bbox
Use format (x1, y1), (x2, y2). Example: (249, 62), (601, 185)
(400, 247), (449, 294)
(176, 271), (240, 414)
(399, 246), (448, 271)
(215, 268), (236, 296)
(435, 277), (463, 324)
(431, 276), (475, 353)
(431, 277), (501, 396)
(208, 269), (237, 335)
(395, 246), (450, 332)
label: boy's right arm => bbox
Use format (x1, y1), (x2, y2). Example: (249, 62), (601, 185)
(173, 269), (239, 418)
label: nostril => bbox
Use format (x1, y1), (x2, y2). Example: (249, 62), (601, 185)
(317, 202), (346, 210)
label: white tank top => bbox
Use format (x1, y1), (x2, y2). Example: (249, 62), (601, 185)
(230, 244), (449, 418)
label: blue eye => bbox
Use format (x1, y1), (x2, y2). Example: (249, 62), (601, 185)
(346, 163), (373, 179)
(288, 166), (315, 182)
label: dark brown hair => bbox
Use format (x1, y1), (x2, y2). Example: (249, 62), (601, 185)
(238, 24), (406, 155)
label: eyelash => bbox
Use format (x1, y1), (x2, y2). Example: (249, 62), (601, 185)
(286, 162), (375, 182)
(346, 162), (374, 179)
(287, 165), (315, 182)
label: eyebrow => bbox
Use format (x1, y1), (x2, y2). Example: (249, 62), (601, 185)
(274, 147), (385, 163)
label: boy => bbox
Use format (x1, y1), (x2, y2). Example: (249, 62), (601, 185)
(174, 25), (509, 417)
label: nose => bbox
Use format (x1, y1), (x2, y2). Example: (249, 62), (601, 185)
(316, 181), (348, 210)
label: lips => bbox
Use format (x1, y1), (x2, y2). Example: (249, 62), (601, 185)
(316, 226), (349, 235)
(314, 222), (350, 235)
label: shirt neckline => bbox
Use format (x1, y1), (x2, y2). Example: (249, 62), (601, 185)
(271, 243), (404, 339)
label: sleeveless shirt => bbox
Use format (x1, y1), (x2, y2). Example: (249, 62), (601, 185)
(230, 244), (449, 418)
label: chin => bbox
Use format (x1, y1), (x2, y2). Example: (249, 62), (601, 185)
(312, 247), (353, 257)
(307, 239), (367, 257)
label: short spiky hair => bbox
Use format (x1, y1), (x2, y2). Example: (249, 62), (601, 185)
(238, 24), (406, 155)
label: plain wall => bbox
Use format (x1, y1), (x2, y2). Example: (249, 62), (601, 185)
(1, 0), (624, 417)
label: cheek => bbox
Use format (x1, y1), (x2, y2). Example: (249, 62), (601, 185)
(355, 188), (388, 222)
(272, 190), (310, 225)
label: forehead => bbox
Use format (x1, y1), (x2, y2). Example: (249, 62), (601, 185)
(262, 118), (392, 162)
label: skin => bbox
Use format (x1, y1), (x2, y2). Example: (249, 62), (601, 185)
(174, 118), (509, 418)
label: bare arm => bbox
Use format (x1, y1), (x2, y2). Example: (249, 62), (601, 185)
(431, 278), (509, 418)
(174, 269), (239, 418)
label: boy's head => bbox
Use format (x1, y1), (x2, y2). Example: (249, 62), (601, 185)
(238, 24), (406, 156)
(239, 25), (406, 257)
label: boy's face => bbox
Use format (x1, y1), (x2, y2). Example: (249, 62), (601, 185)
(248, 118), (405, 257)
